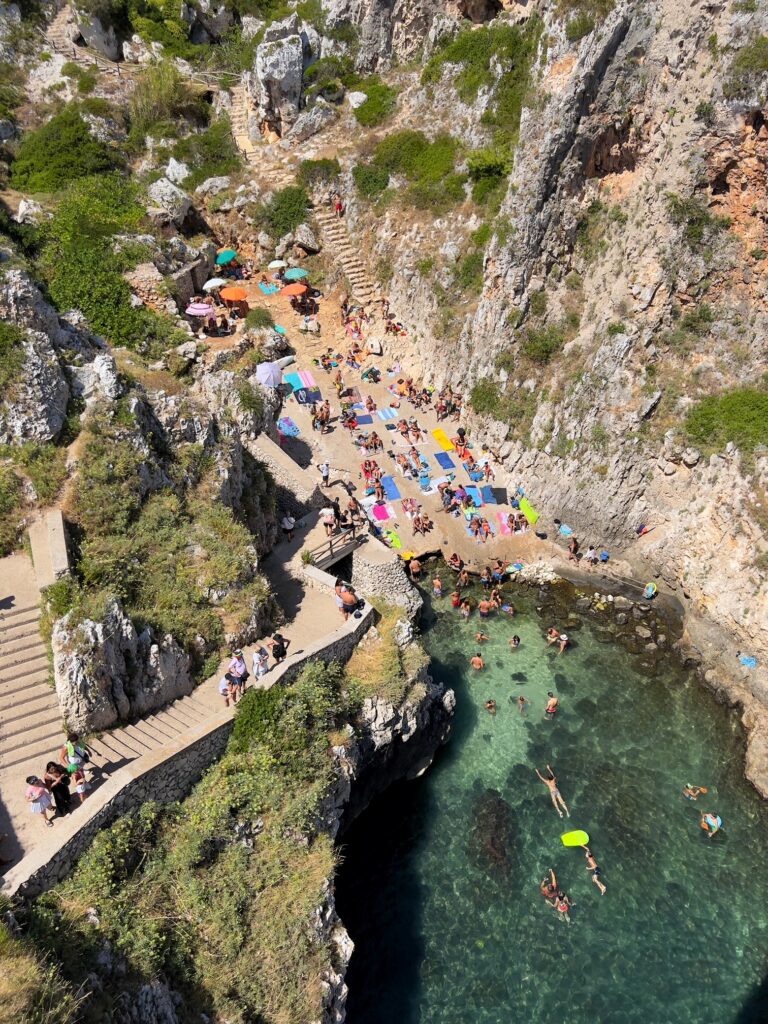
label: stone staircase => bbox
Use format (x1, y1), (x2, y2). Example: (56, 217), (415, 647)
(46, 4), (137, 76)
(0, 604), (60, 773)
(314, 206), (378, 306)
(230, 83), (295, 188)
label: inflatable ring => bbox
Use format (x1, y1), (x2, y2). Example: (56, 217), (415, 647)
(643, 582), (658, 600)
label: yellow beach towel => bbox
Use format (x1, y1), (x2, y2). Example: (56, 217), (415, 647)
(432, 428), (455, 452)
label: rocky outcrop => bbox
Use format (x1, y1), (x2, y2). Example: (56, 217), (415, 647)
(52, 598), (193, 732)
(287, 97), (337, 143)
(324, 0), (451, 71)
(350, 545), (424, 619)
(146, 178), (193, 225)
(71, 8), (120, 60)
(253, 14), (305, 132)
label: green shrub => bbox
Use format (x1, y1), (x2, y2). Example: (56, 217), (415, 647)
(606, 321), (626, 336)
(61, 60), (97, 94)
(423, 21), (542, 147)
(172, 116), (240, 189)
(236, 379), (265, 418)
(470, 379), (503, 416)
(10, 105), (118, 193)
(353, 77), (398, 127)
(297, 157), (341, 189)
(0, 62), (26, 121)
(455, 250), (484, 293)
(0, 443), (68, 504)
(259, 185), (309, 238)
(723, 36), (768, 100)
(0, 323), (27, 398)
(566, 13), (595, 41)
(520, 323), (567, 364)
(0, 464), (23, 556)
(303, 54), (354, 101)
(245, 307), (275, 330)
(686, 387), (768, 455)
(666, 193), (731, 249)
(695, 100), (715, 125)
(129, 61), (209, 141)
(529, 290), (547, 317)
(369, 131), (464, 211)
(40, 174), (175, 355)
(352, 162), (389, 198)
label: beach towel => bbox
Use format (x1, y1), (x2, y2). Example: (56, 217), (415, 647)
(520, 498), (540, 526)
(259, 283), (279, 295)
(558, 523), (574, 537)
(378, 407), (398, 421)
(381, 476), (401, 500)
(283, 372), (302, 391)
(298, 370), (317, 388)
(383, 528), (402, 549)
(277, 417), (300, 437)
(469, 470), (484, 482)
(434, 451), (455, 470)
(432, 428), (455, 452)
(356, 414), (374, 425)
(373, 503), (395, 522)
(296, 388), (321, 405)
(497, 512), (512, 535)
(421, 475), (448, 496)
(481, 486), (498, 505)
(466, 486), (484, 508)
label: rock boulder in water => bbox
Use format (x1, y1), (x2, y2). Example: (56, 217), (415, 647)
(468, 788), (517, 880)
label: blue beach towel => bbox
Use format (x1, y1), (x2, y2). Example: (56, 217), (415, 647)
(259, 283), (280, 295)
(277, 417), (300, 437)
(481, 486), (498, 504)
(381, 476), (401, 500)
(378, 407), (398, 421)
(434, 452), (455, 470)
(558, 524), (574, 537)
(283, 373), (302, 391)
(356, 414), (374, 425)
(466, 486), (483, 507)
(294, 388), (321, 405)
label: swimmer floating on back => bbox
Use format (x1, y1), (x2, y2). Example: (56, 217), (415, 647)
(535, 764), (570, 819)
(539, 868), (557, 901)
(682, 784), (708, 801)
(700, 812), (722, 838)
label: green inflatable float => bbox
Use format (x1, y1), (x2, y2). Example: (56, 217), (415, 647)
(561, 830), (590, 847)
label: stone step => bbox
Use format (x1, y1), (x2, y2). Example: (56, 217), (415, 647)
(119, 722), (157, 752)
(0, 720), (64, 764)
(159, 703), (201, 731)
(0, 670), (50, 700)
(0, 691), (59, 726)
(180, 694), (210, 718)
(0, 604), (41, 623)
(0, 649), (48, 677)
(142, 712), (184, 741)
(0, 632), (46, 659)
(129, 716), (175, 747)
(95, 731), (144, 764)
(0, 705), (61, 742)
(0, 614), (42, 638)
(1, 733), (67, 771)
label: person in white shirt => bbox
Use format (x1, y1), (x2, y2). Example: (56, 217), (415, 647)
(253, 645), (270, 680)
(280, 514), (296, 540)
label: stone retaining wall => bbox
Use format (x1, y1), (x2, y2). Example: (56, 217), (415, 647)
(350, 545), (423, 619)
(249, 433), (325, 515)
(3, 603), (375, 899)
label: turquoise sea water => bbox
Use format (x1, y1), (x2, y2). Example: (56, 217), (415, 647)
(337, 583), (768, 1024)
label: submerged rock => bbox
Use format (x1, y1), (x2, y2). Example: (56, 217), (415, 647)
(468, 787), (517, 880)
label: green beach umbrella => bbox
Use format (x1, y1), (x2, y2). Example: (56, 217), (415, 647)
(215, 249), (237, 266)
(283, 267), (309, 281)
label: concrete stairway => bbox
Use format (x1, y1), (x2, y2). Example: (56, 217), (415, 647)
(46, 4), (130, 74)
(0, 604), (61, 773)
(314, 207), (378, 306)
(230, 83), (256, 158)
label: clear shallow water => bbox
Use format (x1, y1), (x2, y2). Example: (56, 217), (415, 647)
(337, 583), (768, 1024)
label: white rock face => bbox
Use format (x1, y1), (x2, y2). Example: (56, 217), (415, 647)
(14, 199), (45, 225)
(294, 222), (322, 254)
(165, 157), (191, 184)
(53, 598), (194, 731)
(241, 14), (264, 40)
(195, 175), (231, 196)
(147, 177), (193, 224)
(27, 53), (74, 101)
(122, 33), (163, 64)
(288, 98), (337, 143)
(72, 9), (121, 60)
(254, 14), (305, 131)
(0, 1), (21, 61)
(346, 90), (368, 109)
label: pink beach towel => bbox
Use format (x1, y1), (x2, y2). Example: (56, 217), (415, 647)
(298, 370), (317, 388)
(497, 512), (512, 535)
(373, 503), (394, 522)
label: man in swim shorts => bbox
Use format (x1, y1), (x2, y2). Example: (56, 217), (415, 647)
(583, 847), (607, 896)
(535, 764), (570, 818)
(470, 653), (485, 671)
(478, 598), (491, 618)
(484, 699), (497, 715)
(539, 868), (557, 901)
(545, 692), (559, 718)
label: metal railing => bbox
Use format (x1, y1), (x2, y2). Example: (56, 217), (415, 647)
(304, 524), (367, 569)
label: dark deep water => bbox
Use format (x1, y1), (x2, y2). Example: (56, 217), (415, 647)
(336, 584), (768, 1024)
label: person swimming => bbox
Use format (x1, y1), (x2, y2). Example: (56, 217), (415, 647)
(484, 699), (497, 715)
(509, 635), (521, 649)
(470, 652), (485, 670)
(701, 812), (722, 838)
(551, 890), (574, 923)
(682, 784), (708, 800)
(475, 631), (490, 643)
(535, 764), (570, 818)
(583, 846), (607, 896)
(539, 868), (557, 901)
(517, 695), (530, 715)
(545, 691), (559, 717)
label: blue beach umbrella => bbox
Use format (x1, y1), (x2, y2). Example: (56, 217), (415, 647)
(283, 267), (309, 281)
(215, 249), (237, 266)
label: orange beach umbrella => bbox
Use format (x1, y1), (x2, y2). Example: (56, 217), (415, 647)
(220, 286), (248, 301)
(280, 283), (308, 296)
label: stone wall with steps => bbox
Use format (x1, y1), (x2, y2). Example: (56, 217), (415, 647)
(314, 208), (378, 306)
(3, 600), (375, 898)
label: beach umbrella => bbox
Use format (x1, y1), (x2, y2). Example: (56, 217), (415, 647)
(220, 286), (248, 302)
(215, 249), (237, 266)
(268, 259), (287, 269)
(283, 267), (309, 281)
(255, 361), (283, 388)
(203, 277), (227, 291)
(280, 283), (307, 296)
(185, 302), (214, 317)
